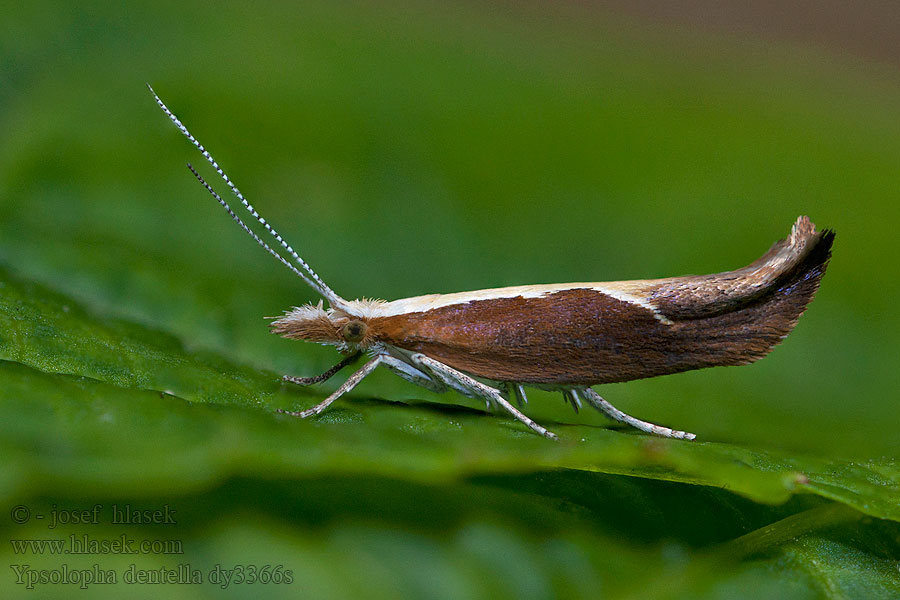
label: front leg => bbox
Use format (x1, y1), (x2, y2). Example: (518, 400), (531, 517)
(283, 351), (362, 386)
(279, 355), (383, 418)
(410, 354), (558, 441)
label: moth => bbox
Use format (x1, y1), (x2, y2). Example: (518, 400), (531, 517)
(150, 86), (834, 441)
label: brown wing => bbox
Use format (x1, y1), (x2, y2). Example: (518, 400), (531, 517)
(369, 217), (834, 385)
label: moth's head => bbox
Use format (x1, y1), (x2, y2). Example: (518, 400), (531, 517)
(270, 301), (374, 352)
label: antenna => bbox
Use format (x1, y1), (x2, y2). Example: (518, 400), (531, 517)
(148, 84), (346, 308)
(186, 164), (337, 300)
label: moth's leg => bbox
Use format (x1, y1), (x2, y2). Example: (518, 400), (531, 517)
(379, 354), (447, 394)
(279, 355), (383, 418)
(283, 351), (362, 386)
(502, 383), (528, 408)
(580, 388), (696, 441)
(562, 389), (582, 413)
(411, 354), (558, 441)
(514, 384), (529, 407)
(396, 355), (478, 400)
(406, 354), (491, 409)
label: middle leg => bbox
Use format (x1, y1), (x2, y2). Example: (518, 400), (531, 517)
(410, 354), (558, 441)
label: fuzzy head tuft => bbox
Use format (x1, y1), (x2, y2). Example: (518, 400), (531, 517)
(270, 301), (376, 351)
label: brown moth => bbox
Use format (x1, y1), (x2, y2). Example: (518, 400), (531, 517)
(151, 85), (834, 441)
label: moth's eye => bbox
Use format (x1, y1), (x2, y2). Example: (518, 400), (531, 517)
(341, 320), (367, 343)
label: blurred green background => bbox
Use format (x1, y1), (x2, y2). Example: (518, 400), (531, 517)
(1, 1), (899, 598)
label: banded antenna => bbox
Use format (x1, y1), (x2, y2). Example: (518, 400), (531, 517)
(148, 84), (347, 309)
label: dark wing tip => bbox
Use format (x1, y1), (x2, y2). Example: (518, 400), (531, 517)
(649, 216), (834, 320)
